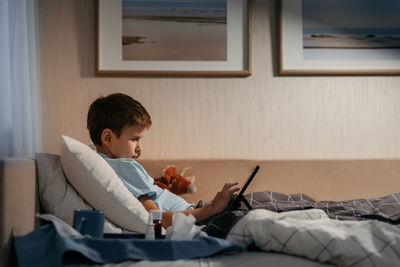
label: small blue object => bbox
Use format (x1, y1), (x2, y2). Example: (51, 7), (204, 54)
(14, 224), (244, 267)
(73, 210), (104, 238)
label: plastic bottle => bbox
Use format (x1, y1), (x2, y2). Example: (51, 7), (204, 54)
(145, 212), (155, 240)
(151, 210), (163, 239)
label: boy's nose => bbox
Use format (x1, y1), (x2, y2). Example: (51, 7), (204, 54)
(136, 143), (142, 151)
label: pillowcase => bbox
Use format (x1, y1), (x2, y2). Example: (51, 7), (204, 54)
(60, 135), (148, 233)
(36, 153), (123, 233)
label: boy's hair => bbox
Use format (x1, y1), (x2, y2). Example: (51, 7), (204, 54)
(87, 93), (152, 146)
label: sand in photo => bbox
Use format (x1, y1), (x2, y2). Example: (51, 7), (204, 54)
(122, 1), (227, 61)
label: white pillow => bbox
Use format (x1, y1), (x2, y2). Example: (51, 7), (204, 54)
(36, 153), (123, 233)
(60, 135), (148, 233)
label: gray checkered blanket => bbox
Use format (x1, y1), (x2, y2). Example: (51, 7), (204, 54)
(203, 191), (400, 238)
(201, 191), (400, 267)
(247, 191), (400, 223)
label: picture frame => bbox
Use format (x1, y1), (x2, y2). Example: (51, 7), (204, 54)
(279, 0), (400, 76)
(96, 0), (251, 77)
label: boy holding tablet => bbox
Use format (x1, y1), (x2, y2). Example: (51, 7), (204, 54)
(87, 93), (240, 228)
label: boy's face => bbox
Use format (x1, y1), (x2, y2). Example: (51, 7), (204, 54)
(104, 124), (146, 159)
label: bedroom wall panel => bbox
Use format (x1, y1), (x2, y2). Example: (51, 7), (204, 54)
(39, 0), (400, 160)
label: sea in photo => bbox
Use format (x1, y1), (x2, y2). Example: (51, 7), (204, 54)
(303, 28), (400, 49)
(303, 28), (400, 60)
(122, 0), (227, 61)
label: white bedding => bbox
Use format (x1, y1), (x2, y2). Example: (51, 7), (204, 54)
(226, 209), (400, 267)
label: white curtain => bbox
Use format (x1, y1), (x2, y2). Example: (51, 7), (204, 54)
(0, 0), (41, 158)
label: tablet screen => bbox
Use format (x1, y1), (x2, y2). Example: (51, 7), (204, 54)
(227, 165), (260, 211)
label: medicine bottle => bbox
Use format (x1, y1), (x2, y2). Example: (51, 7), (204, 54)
(145, 212), (155, 240)
(150, 210), (163, 239)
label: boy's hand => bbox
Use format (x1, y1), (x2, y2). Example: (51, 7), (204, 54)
(209, 182), (240, 214)
(161, 182), (239, 228)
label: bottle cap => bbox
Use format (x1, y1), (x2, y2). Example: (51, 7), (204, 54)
(150, 210), (162, 221)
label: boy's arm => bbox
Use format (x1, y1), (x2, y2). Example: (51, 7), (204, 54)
(138, 182), (239, 228)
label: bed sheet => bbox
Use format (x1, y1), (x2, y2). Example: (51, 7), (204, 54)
(73, 251), (333, 267)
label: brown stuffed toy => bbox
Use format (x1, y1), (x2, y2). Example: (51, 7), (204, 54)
(154, 165), (196, 195)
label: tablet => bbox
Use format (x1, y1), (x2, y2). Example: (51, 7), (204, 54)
(226, 165), (260, 211)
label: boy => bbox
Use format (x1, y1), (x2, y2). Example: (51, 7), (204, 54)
(87, 93), (239, 228)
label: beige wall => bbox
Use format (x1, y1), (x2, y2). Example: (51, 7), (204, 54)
(39, 0), (400, 160)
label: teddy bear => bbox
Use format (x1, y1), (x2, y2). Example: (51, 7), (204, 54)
(154, 165), (196, 195)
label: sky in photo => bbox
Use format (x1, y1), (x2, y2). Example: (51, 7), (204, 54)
(303, 0), (400, 29)
(122, 0), (226, 9)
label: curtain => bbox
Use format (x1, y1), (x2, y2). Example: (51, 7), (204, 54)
(0, 0), (41, 158)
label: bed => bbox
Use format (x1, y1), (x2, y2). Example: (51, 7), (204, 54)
(2, 154), (400, 267)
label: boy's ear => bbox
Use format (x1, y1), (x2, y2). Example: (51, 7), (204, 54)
(101, 128), (113, 147)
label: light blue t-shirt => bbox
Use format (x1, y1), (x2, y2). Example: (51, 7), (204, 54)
(99, 153), (194, 212)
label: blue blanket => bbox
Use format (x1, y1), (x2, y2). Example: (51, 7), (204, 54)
(14, 224), (244, 267)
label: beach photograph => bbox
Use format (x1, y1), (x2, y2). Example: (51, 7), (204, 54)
(122, 0), (227, 61)
(302, 0), (400, 60)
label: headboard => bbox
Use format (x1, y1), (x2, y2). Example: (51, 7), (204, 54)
(0, 158), (37, 267)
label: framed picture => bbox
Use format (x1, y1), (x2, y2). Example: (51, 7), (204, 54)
(96, 0), (251, 77)
(279, 0), (400, 76)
